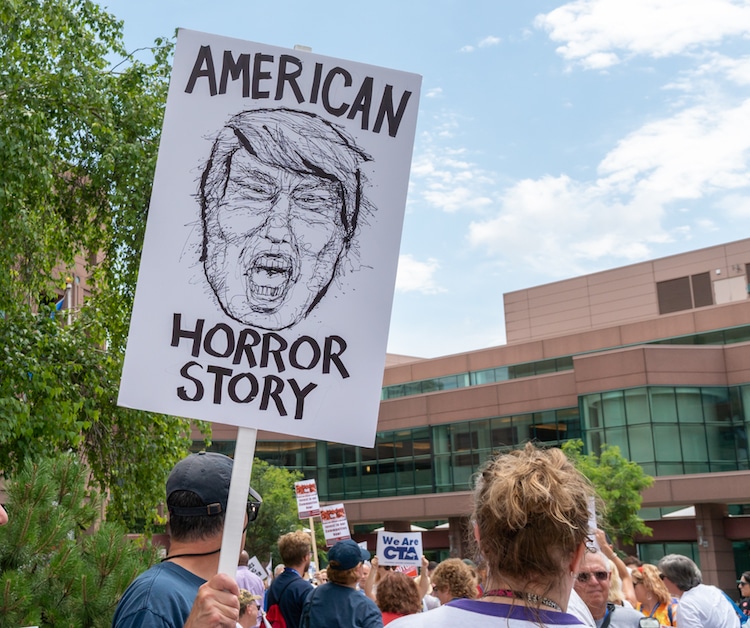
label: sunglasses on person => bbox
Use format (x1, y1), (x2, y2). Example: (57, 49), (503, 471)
(576, 571), (609, 583)
(740, 580), (750, 586)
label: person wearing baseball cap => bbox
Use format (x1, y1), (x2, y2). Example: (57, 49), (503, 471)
(113, 451), (262, 628)
(299, 539), (383, 628)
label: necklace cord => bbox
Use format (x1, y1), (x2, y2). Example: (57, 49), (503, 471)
(482, 588), (561, 611)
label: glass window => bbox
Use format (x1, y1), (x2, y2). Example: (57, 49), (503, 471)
(494, 366), (510, 381)
(433, 454), (452, 492)
(705, 423), (738, 468)
(412, 428), (432, 458)
(702, 388), (732, 422)
(532, 410), (561, 443)
(675, 388), (704, 423)
(377, 461), (397, 496)
(512, 414), (534, 443)
(603, 427), (629, 457)
(627, 425), (655, 464)
(650, 388), (678, 423)
(557, 407), (582, 442)
(491, 417), (515, 447)
(601, 391), (626, 428)
(414, 457), (433, 491)
(377, 435), (395, 461)
(510, 363), (535, 379)
(433, 425), (451, 455)
(679, 425), (707, 462)
(470, 369), (495, 386)
(534, 359), (557, 375)
(653, 425), (682, 461)
(396, 460), (415, 493)
(624, 389), (650, 425)
(581, 393), (603, 430)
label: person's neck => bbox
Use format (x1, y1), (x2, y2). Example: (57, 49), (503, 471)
(287, 562), (307, 576)
(164, 536), (223, 581)
(590, 603), (607, 620)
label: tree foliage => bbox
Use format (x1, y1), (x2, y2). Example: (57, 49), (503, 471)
(0, 453), (159, 627)
(246, 459), (305, 566)
(562, 440), (654, 545)
(0, 0), (209, 528)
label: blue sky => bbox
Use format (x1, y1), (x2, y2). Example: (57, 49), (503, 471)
(103, 0), (750, 358)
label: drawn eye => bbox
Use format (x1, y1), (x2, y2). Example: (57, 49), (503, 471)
(293, 183), (339, 212)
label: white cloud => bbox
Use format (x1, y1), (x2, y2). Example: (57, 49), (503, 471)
(478, 36), (501, 48)
(425, 87), (444, 98)
(410, 112), (498, 214)
(468, 97), (750, 277)
(535, 0), (750, 69)
(395, 254), (445, 294)
(459, 35), (501, 53)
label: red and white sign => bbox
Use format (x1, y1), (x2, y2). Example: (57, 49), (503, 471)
(294, 479), (321, 519)
(320, 503), (350, 546)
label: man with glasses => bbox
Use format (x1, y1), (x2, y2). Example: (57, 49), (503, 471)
(114, 451), (262, 628)
(658, 554), (740, 628)
(574, 551), (643, 627)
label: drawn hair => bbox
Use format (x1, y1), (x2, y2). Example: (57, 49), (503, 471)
(632, 563), (671, 606)
(376, 571), (423, 615)
(430, 558), (478, 600)
(199, 107), (373, 262)
(278, 530), (311, 566)
(472, 443), (594, 590)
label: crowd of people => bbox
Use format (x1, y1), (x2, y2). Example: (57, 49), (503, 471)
(109, 446), (750, 628)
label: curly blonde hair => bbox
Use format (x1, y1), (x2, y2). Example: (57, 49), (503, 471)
(632, 563), (671, 606)
(431, 558), (477, 600)
(473, 443), (594, 588)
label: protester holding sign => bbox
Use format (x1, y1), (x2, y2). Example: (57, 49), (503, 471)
(300, 539), (382, 628)
(390, 443), (594, 628)
(113, 452), (262, 628)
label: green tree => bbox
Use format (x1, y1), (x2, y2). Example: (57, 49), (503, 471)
(0, 0), (208, 527)
(0, 453), (159, 628)
(562, 440), (653, 545)
(246, 459), (305, 566)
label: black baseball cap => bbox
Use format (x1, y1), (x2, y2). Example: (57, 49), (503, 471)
(166, 452), (261, 519)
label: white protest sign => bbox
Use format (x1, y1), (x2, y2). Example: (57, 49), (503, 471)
(294, 479), (321, 519)
(117, 28), (422, 449)
(587, 495), (600, 552)
(376, 530), (423, 567)
(248, 555), (268, 580)
(319, 503), (350, 546)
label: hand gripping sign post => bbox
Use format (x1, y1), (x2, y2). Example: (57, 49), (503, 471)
(117, 28), (421, 577)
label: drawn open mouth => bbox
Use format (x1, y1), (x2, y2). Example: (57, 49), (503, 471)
(247, 254), (293, 300)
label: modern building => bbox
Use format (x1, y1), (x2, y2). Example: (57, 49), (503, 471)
(202, 237), (750, 590)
